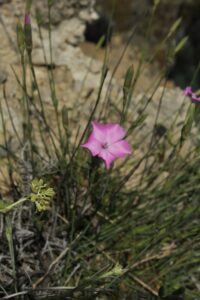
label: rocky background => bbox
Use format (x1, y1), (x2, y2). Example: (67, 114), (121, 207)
(0, 0), (199, 189)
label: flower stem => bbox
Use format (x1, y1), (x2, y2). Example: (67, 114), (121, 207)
(0, 197), (28, 214)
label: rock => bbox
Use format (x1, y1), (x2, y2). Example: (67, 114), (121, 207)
(135, 87), (186, 133)
(84, 15), (112, 47)
(58, 19), (85, 45)
(0, 70), (7, 84)
(79, 9), (94, 22)
(33, 1), (99, 46)
(35, 0), (98, 27)
(31, 18), (84, 48)
(132, 86), (197, 156)
(0, 0), (105, 162)
(0, 0), (195, 172)
(80, 0), (91, 6)
(32, 26), (102, 88)
(0, 0), (11, 4)
(96, 0), (150, 31)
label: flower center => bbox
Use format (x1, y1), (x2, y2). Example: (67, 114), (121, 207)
(102, 143), (109, 149)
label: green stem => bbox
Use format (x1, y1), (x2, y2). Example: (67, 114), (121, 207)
(0, 197), (28, 214)
(28, 54), (60, 158)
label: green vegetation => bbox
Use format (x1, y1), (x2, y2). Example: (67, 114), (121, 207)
(0, 1), (199, 299)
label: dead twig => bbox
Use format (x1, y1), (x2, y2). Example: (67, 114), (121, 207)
(32, 246), (69, 288)
(129, 274), (158, 297)
(2, 291), (28, 299)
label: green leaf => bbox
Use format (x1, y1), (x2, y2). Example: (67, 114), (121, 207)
(174, 36), (188, 54)
(100, 264), (125, 278)
(167, 18), (182, 40)
(0, 199), (12, 210)
(62, 105), (69, 131)
(180, 104), (195, 147)
(122, 65), (134, 122)
(123, 65), (134, 102)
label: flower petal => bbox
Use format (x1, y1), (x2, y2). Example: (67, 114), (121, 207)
(82, 121), (132, 169)
(105, 123), (126, 144)
(98, 149), (116, 169)
(91, 121), (126, 144)
(108, 140), (132, 158)
(191, 93), (200, 102)
(184, 86), (192, 96)
(91, 121), (107, 143)
(81, 135), (102, 156)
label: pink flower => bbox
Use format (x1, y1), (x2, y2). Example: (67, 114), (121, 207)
(184, 86), (192, 97)
(81, 121), (132, 169)
(24, 14), (31, 25)
(184, 86), (200, 102)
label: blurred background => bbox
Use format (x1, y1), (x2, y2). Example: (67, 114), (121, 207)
(94, 0), (200, 89)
